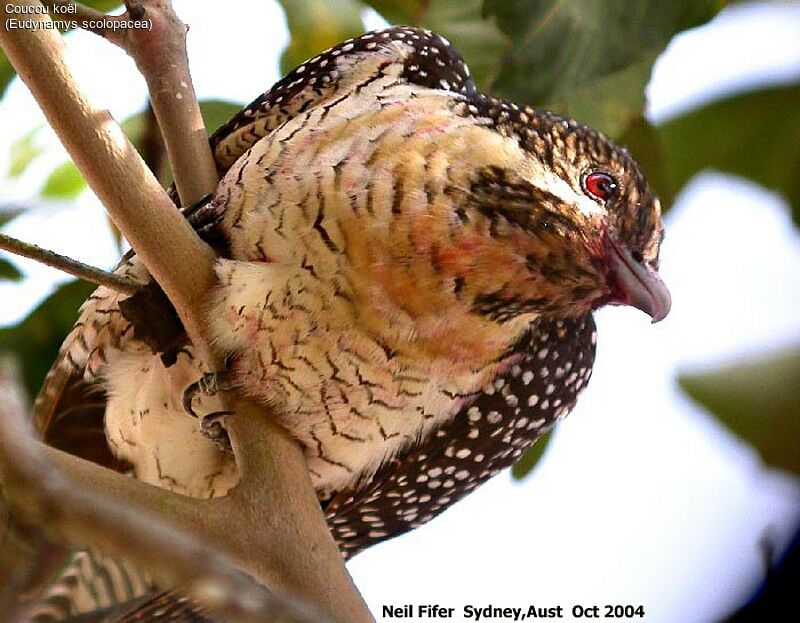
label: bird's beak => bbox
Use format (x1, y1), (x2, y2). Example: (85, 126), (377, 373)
(608, 240), (671, 323)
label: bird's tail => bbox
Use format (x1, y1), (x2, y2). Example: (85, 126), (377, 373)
(25, 548), (154, 622)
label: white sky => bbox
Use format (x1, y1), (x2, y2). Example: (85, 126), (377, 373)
(1, 2), (799, 622)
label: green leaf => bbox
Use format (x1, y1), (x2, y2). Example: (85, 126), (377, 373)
(0, 50), (16, 99)
(40, 161), (86, 199)
(658, 84), (800, 225)
(484, 0), (722, 136)
(0, 279), (95, 397)
(199, 100), (244, 136)
(0, 257), (22, 281)
(0, 1), (124, 98)
(277, 0), (366, 75)
(511, 428), (554, 479)
(85, 0), (125, 12)
(553, 54), (655, 140)
(363, 0), (507, 90)
(679, 347), (800, 473)
(7, 126), (44, 178)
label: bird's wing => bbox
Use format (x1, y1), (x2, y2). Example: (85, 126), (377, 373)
(324, 313), (596, 558)
(24, 548), (155, 622)
(208, 26), (475, 171)
(32, 254), (148, 467)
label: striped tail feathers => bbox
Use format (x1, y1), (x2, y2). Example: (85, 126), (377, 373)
(26, 258), (156, 622)
(27, 548), (155, 622)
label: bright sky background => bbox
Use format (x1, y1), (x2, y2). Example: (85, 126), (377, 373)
(1, 2), (799, 622)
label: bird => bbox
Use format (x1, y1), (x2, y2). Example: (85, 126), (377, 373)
(29, 26), (670, 620)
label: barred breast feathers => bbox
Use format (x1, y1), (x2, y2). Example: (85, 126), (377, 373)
(204, 84), (539, 496)
(34, 27), (476, 444)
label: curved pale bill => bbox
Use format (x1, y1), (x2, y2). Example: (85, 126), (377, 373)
(609, 242), (671, 323)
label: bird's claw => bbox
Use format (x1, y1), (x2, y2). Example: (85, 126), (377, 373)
(200, 410), (235, 452)
(182, 371), (236, 451)
(182, 370), (234, 418)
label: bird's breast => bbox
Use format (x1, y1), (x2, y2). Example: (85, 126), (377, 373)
(203, 83), (539, 496)
(211, 256), (529, 498)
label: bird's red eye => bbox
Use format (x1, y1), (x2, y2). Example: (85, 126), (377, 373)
(584, 172), (618, 201)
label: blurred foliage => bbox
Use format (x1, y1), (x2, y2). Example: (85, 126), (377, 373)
(0, 0), (797, 480)
(0, 280), (94, 398)
(0, 258), (22, 281)
(278, 0), (366, 74)
(0, 207), (22, 228)
(660, 84), (800, 470)
(0, 1), (123, 96)
(7, 126), (43, 178)
(363, 0), (506, 89)
(618, 116), (676, 211)
(511, 429), (553, 479)
(680, 348), (800, 473)
(41, 160), (86, 199)
(0, 51), (12, 98)
(484, 0), (722, 136)
(659, 84), (800, 224)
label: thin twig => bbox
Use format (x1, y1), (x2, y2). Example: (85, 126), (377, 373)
(117, 1), (219, 207)
(0, 232), (141, 294)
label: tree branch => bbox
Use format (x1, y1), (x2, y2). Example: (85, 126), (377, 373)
(0, 3), (374, 622)
(34, 406), (373, 622)
(0, 370), (331, 623)
(207, 402), (373, 621)
(44, 1), (217, 206)
(117, 0), (219, 207)
(0, 232), (141, 294)
(1, 0), (215, 356)
(42, 1), (118, 39)
(31, 411), (373, 621)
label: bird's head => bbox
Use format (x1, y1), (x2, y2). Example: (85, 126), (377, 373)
(452, 102), (671, 325)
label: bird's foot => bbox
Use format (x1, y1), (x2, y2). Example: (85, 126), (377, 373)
(182, 370), (234, 417)
(182, 370), (236, 452)
(199, 411), (234, 452)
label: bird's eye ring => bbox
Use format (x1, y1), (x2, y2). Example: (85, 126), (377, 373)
(583, 172), (618, 202)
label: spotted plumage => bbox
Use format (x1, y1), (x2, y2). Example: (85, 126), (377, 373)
(327, 314), (595, 556)
(30, 26), (669, 621)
